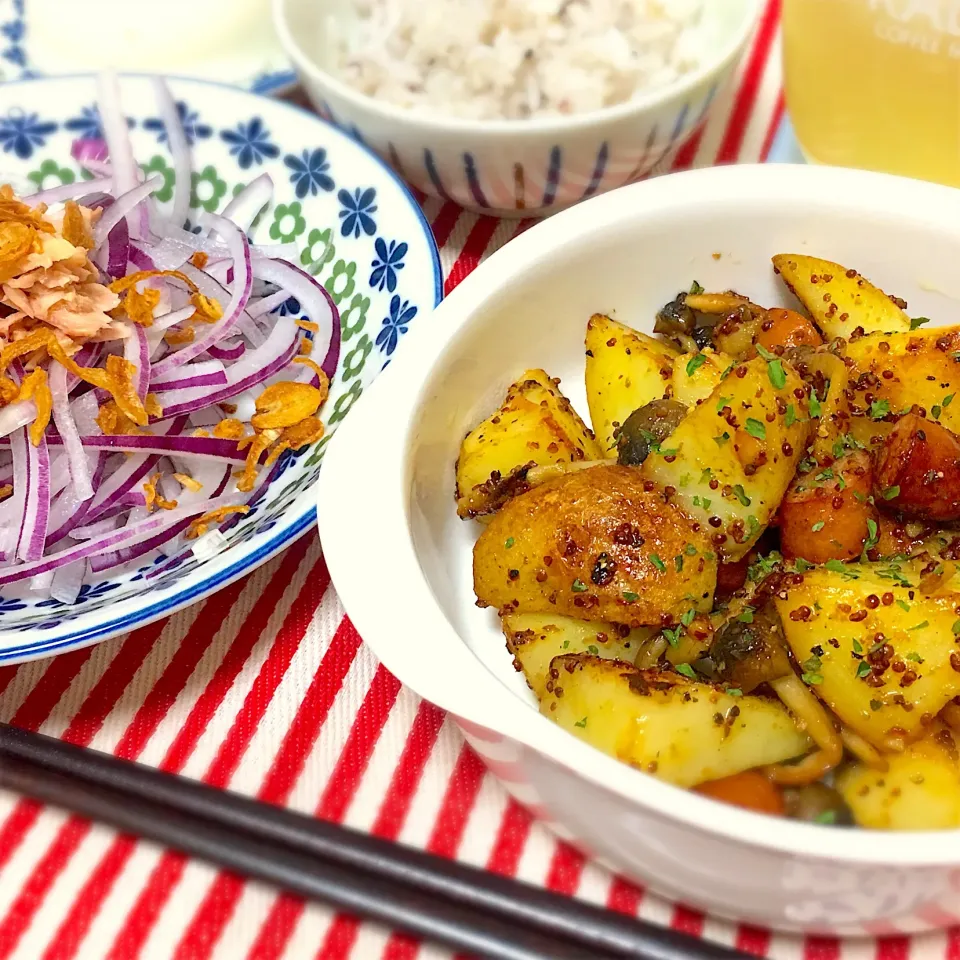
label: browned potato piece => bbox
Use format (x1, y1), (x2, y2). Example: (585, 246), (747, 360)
(773, 255), (911, 339)
(779, 452), (878, 564)
(864, 515), (935, 561)
(874, 414), (960, 522)
(455, 369), (603, 518)
(838, 327), (960, 434)
(474, 465), (717, 626)
(755, 308), (823, 353)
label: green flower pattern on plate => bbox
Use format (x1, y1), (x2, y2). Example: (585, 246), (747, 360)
(329, 381), (363, 425)
(324, 259), (356, 305)
(190, 164), (228, 212)
(232, 182), (269, 230)
(141, 155), (175, 203)
(269, 201), (306, 243)
(340, 294), (370, 341)
(300, 227), (336, 277)
(27, 159), (74, 190)
(342, 334), (372, 381)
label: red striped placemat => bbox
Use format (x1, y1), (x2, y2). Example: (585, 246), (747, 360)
(1, 3), (955, 958)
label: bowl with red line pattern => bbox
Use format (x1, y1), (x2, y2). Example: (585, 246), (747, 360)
(319, 163), (960, 935)
(273, 0), (763, 217)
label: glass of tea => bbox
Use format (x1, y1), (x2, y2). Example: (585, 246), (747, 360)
(783, 0), (960, 187)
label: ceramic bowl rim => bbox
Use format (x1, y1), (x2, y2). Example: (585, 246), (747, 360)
(0, 71), (442, 665)
(273, 0), (764, 136)
(317, 162), (960, 868)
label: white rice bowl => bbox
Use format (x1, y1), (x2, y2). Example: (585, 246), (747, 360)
(329, 0), (718, 121)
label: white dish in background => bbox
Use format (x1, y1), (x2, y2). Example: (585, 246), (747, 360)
(0, 0), (297, 95)
(318, 163), (960, 935)
(274, 0), (762, 216)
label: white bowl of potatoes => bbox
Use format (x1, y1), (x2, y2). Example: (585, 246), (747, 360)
(318, 163), (960, 935)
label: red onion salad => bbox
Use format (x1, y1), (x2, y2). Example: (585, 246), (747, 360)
(0, 74), (340, 604)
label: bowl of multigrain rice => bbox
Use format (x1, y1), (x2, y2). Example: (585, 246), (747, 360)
(273, 0), (762, 216)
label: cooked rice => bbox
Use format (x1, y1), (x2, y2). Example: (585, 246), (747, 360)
(329, 0), (711, 121)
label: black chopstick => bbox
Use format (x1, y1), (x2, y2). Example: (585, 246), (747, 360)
(0, 723), (750, 960)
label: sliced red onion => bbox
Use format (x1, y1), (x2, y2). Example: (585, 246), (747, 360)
(72, 513), (124, 539)
(247, 289), (292, 319)
(129, 246), (157, 272)
(151, 360), (227, 392)
(71, 137), (108, 167)
(206, 339), (245, 363)
(150, 218), (252, 376)
(106, 213), (130, 280)
(13, 428), (51, 563)
(152, 305), (195, 333)
(67, 434), (246, 462)
(50, 362), (94, 501)
(0, 401), (38, 439)
(0, 492), (247, 585)
(93, 177), (162, 249)
(253, 260), (339, 378)
(50, 558), (86, 604)
(96, 72), (139, 234)
(152, 77), (191, 232)
(124, 323), (151, 400)
(46, 454), (107, 545)
(25, 176), (113, 207)
(71, 392), (101, 436)
(218, 173), (272, 234)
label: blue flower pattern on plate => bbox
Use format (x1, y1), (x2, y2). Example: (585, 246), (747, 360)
(144, 101), (211, 146)
(36, 580), (121, 608)
(338, 187), (377, 239)
(0, 110), (56, 159)
(370, 238), (407, 293)
(220, 117), (280, 169)
(64, 104), (133, 141)
(284, 148), (334, 199)
(0, 595), (27, 614)
(375, 295), (417, 356)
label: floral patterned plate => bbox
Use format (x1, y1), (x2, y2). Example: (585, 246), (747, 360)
(0, 0), (298, 94)
(0, 74), (442, 663)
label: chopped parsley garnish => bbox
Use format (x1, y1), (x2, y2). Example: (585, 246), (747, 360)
(852, 638), (863, 654)
(562, 640), (570, 649)
(910, 316), (931, 330)
(815, 468), (835, 481)
(681, 608), (697, 626)
(685, 543), (698, 556)
(898, 600), (912, 613)
(663, 626), (682, 647)
(700, 468), (713, 483)
(716, 396), (731, 414)
(870, 699), (883, 711)
(714, 432), (731, 446)
(802, 671), (823, 685)
(814, 810), (837, 825)
(686, 354), (707, 377)
(933, 405), (942, 420)
(909, 621), (930, 631)
(869, 399), (891, 419)
(745, 418), (766, 440)
(689, 280), (704, 295)
(747, 515), (761, 534)
(864, 518), (879, 553)
(767, 358), (787, 390)
(793, 558), (814, 572)
(504, 537), (515, 549)
(733, 484), (752, 506)
(946, 393), (955, 408)
(824, 558), (858, 579)
(587, 645), (599, 655)
(809, 394), (822, 418)
(650, 554), (667, 573)
(755, 343), (775, 361)
(574, 716), (588, 728)
(906, 652), (923, 662)
(882, 485), (901, 500)
(675, 663), (697, 680)
(785, 404), (797, 428)
(953, 619), (960, 635)
(725, 688), (743, 697)
(811, 521), (825, 532)
(675, 555), (684, 572)
(571, 579), (588, 592)
(856, 661), (872, 678)
(622, 591), (639, 602)
(738, 608), (755, 623)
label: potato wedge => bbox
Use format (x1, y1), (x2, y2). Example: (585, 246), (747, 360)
(542, 656), (811, 787)
(640, 356), (812, 561)
(474, 465), (717, 626)
(836, 725), (960, 829)
(670, 349), (734, 408)
(503, 613), (650, 700)
(756, 308), (823, 353)
(455, 369), (603, 518)
(773, 254), (912, 339)
(874, 414), (960, 522)
(838, 327), (960, 433)
(773, 562), (960, 750)
(585, 314), (678, 453)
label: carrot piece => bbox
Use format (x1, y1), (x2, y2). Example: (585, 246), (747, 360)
(756, 308), (823, 353)
(695, 771), (785, 815)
